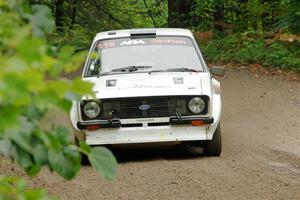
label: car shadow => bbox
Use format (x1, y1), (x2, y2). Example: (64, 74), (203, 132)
(108, 144), (205, 163)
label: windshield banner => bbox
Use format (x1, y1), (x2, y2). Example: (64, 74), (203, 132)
(97, 37), (193, 50)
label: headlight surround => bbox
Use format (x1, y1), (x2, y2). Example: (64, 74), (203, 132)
(83, 101), (101, 119)
(188, 97), (205, 114)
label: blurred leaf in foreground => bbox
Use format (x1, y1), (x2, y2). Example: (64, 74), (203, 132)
(0, 0), (117, 199)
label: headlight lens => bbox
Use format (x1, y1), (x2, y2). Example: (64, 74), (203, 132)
(83, 101), (101, 119)
(188, 97), (205, 114)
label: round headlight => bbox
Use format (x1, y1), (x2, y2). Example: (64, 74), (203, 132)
(188, 97), (205, 114)
(83, 101), (100, 119)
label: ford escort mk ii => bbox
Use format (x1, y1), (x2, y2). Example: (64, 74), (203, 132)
(70, 28), (225, 156)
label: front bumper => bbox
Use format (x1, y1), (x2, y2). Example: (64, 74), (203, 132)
(84, 124), (212, 145)
(77, 116), (214, 129)
(75, 117), (216, 145)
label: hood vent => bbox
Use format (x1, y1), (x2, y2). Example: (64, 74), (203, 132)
(130, 30), (156, 38)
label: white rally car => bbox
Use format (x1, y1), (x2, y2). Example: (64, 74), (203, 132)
(70, 28), (224, 156)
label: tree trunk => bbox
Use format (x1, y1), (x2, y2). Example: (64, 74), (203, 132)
(168, 0), (178, 27)
(213, 0), (225, 32)
(168, 0), (194, 28)
(55, 0), (64, 30)
(70, 0), (77, 25)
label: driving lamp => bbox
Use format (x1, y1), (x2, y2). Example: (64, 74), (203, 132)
(188, 97), (205, 114)
(83, 101), (101, 119)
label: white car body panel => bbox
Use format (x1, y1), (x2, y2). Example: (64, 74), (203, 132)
(69, 28), (222, 145)
(86, 125), (209, 145)
(84, 72), (211, 99)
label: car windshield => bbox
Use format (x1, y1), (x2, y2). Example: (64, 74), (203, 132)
(84, 36), (204, 77)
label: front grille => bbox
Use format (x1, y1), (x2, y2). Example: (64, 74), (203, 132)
(117, 98), (170, 118)
(81, 96), (209, 120)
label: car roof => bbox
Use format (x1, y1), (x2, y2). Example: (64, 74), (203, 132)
(93, 28), (194, 41)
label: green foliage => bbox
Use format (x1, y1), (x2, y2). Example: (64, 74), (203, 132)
(244, 0), (263, 31)
(30, 5), (56, 37)
(277, 0), (300, 32)
(0, 0), (298, 198)
(190, 0), (299, 33)
(34, 0), (300, 71)
(44, 0), (167, 49)
(0, 0), (118, 198)
(48, 26), (93, 51)
(88, 146), (118, 181)
(192, 0), (215, 31)
(201, 33), (300, 70)
(0, 176), (56, 200)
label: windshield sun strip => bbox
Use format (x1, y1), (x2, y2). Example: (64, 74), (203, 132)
(83, 35), (207, 77)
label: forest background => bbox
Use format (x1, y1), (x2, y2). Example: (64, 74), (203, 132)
(46, 0), (300, 70)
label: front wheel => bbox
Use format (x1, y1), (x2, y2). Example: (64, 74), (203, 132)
(204, 124), (222, 156)
(74, 134), (89, 164)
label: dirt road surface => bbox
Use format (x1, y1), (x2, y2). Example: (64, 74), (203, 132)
(1, 67), (300, 200)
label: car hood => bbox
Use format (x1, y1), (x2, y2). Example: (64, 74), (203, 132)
(83, 72), (212, 99)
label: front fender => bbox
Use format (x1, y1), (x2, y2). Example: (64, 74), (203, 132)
(70, 101), (80, 131)
(206, 78), (222, 139)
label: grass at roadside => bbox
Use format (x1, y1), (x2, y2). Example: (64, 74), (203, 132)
(199, 32), (300, 71)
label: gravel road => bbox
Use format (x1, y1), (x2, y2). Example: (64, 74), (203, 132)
(2, 67), (300, 200)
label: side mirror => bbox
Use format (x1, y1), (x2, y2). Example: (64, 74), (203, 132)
(210, 66), (225, 76)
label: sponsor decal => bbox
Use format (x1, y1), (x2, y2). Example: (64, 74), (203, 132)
(150, 39), (187, 45)
(97, 37), (192, 50)
(97, 41), (115, 49)
(106, 79), (117, 87)
(173, 77), (184, 84)
(120, 40), (146, 46)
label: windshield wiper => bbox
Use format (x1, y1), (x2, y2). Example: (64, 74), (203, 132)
(166, 68), (199, 72)
(148, 67), (200, 74)
(147, 69), (166, 74)
(100, 65), (153, 76)
(113, 65), (152, 72)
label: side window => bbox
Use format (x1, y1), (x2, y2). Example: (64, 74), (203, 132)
(87, 48), (101, 76)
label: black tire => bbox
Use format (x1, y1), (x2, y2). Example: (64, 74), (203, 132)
(74, 135), (89, 164)
(74, 134), (80, 146)
(204, 124), (222, 156)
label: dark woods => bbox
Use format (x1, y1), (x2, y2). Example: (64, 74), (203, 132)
(29, 0), (300, 33)
(29, 0), (300, 70)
